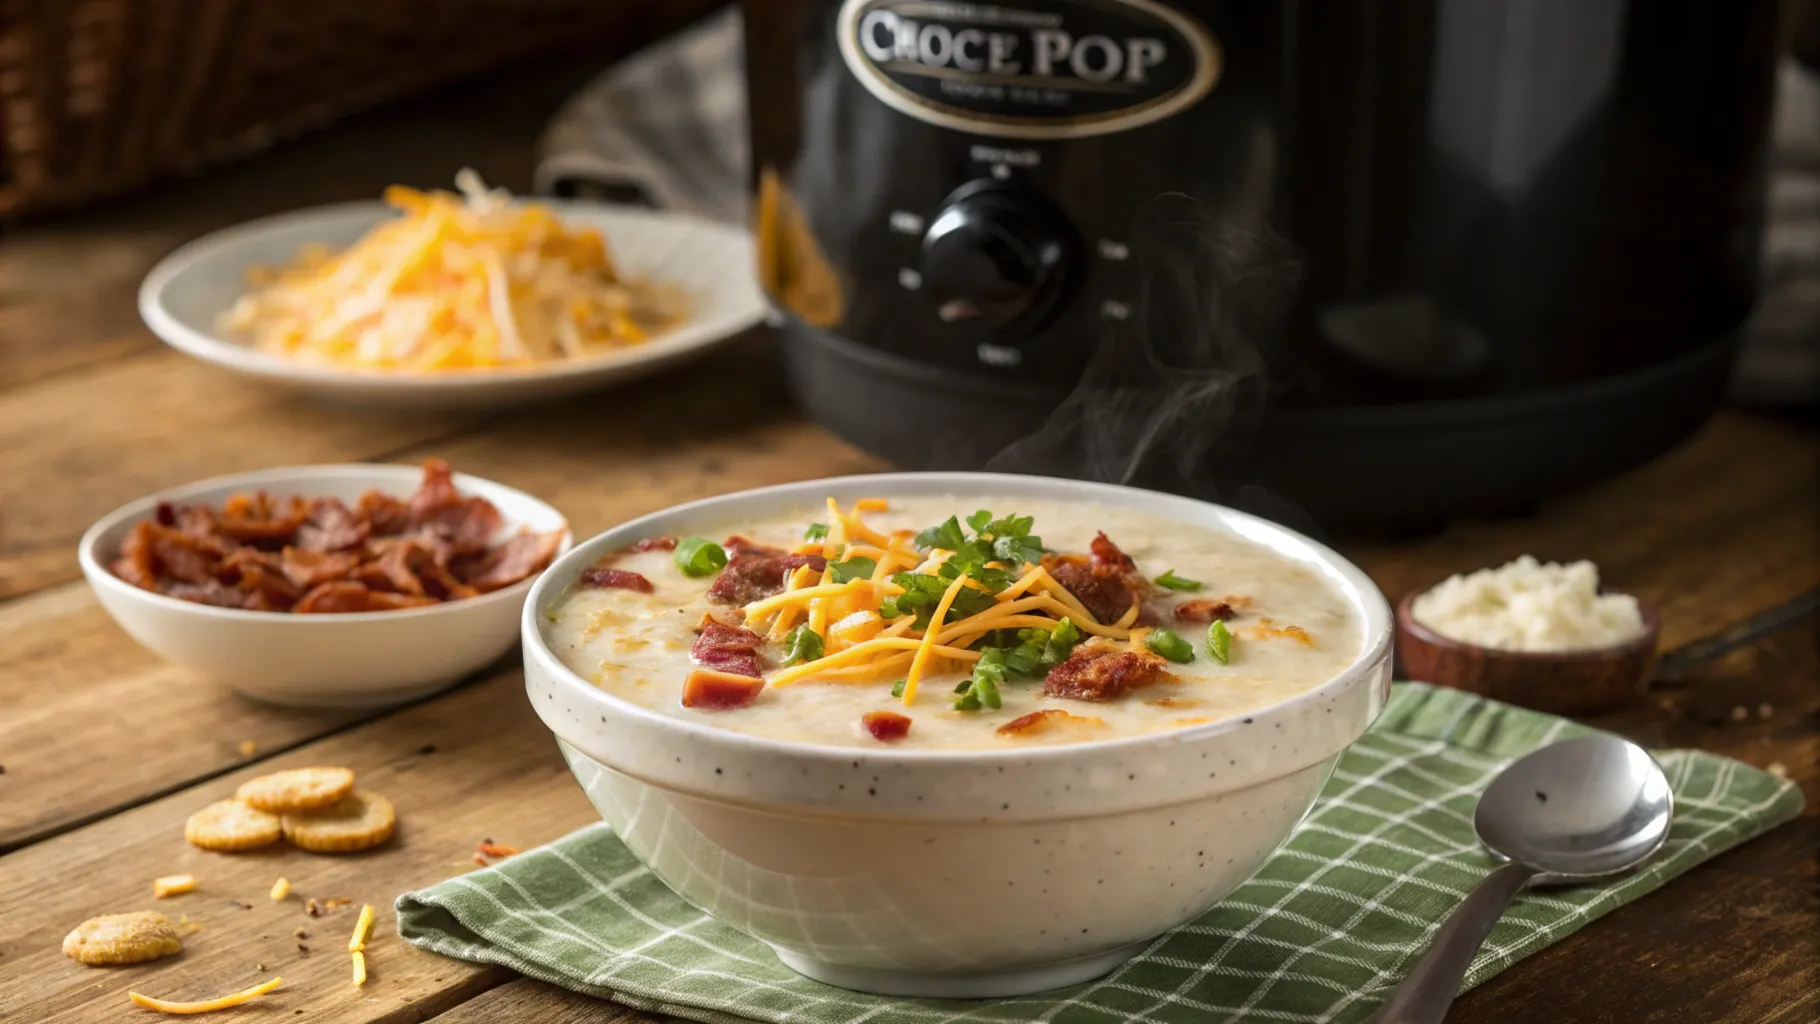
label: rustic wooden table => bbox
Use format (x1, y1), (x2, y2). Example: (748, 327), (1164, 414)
(2, 39), (1816, 1024)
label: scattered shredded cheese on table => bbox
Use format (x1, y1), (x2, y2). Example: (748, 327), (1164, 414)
(269, 877), (290, 901)
(347, 903), (375, 952)
(128, 976), (281, 1014)
(152, 874), (197, 898)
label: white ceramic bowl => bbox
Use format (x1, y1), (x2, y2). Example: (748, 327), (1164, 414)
(522, 473), (1393, 998)
(80, 464), (571, 708)
(138, 200), (766, 411)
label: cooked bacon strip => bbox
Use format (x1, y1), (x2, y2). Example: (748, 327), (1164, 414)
(681, 669), (765, 709)
(279, 547), (363, 589)
(705, 550), (827, 605)
(996, 709), (1107, 736)
(1044, 548), (1145, 626)
(578, 566), (654, 592)
(862, 711), (912, 741)
(1089, 531), (1135, 573)
(691, 622), (766, 679)
(295, 497), (370, 552)
(456, 530), (563, 592)
(1042, 640), (1172, 701)
(1173, 599), (1237, 623)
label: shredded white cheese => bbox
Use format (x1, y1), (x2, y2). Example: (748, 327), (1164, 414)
(1411, 556), (1644, 652)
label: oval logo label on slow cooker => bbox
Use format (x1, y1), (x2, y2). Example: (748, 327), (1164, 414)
(837, 0), (1222, 140)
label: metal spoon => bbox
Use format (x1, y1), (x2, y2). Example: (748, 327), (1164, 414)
(1367, 735), (1674, 1024)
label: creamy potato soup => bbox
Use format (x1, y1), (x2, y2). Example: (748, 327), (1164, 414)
(546, 496), (1360, 750)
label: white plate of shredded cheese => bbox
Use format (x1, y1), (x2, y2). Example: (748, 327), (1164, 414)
(140, 178), (766, 411)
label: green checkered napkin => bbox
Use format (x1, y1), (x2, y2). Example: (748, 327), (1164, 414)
(398, 684), (1803, 1024)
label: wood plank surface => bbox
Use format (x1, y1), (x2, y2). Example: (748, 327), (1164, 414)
(0, 351), (477, 602)
(0, 671), (579, 1024)
(430, 980), (646, 1023)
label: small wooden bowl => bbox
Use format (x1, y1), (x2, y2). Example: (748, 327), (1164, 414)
(1394, 588), (1661, 716)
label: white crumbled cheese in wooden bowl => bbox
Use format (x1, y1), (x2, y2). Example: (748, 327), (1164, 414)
(1411, 556), (1644, 652)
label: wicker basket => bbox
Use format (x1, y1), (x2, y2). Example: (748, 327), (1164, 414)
(0, 0), (721, 218)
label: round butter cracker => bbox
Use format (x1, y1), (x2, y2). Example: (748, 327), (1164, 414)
(282, 790), (395, 853)
(236, 766), (356, 814)
(63, 911), (183, 966)
(185, 799), (283, 851)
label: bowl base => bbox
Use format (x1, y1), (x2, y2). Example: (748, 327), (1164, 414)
(769, 940), (1149, 998)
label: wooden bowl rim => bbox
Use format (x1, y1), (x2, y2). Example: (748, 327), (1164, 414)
(1395, 583), (1661, 665)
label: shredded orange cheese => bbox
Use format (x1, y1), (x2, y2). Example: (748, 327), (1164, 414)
(269, 877), (290, 901)
(352, 950), (368, 986)
(128, 977), (281, 1014)
(348, 903), (375, 952)
(901, 574), (972, 705)
(219, 170), (687, 370)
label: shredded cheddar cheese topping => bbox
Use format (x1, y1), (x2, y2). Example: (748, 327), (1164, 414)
(738, 500), (1132, 706)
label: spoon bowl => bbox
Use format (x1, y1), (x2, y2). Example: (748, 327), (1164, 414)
(1475, 735), (1674, 881)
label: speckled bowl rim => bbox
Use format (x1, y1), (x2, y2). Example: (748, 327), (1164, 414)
(523, 472), (1393, 766)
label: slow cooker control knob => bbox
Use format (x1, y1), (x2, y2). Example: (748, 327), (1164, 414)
(918, 184), (1074, 333)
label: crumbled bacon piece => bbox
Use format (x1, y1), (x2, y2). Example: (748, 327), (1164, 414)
(108, 461), (560, 613)
(996, 709), (1107, 737)
(457, 531), (565, 593)
(1173, 599), (1238, 623)
(681, 669), (765, 709)
(1089, 532), (1135, 573)
(578, 566), (654, 592)
(862, 711), (912, 741)
(476, 841), (520, 858)
(705, 550), (827, 605)
(628, 536), (677, 552)
(691, 622), (766, 679)
(1043, 641), (1172, 701)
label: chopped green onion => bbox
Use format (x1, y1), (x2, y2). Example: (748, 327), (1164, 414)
(1208, 620), (1233, 664)
(673, 537), (728, 577)
(890, 679), (906, 697)
(829, 556), (877, 583)
(781, 624), (824, 665)
(953, 647), (1006, 711)
(1153, 570), (1202, 592)
(1145, 628), (1196, 664)
(1041, 617), (1083, 665)
(804, 522), (829, 542)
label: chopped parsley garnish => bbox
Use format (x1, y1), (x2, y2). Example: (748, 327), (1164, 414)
(1208, 620), (1233, 664)
(1041, 617), (1084, 664)
(1153, 570), (1202, 592)
(829, 556), (876, 583)
(952, 648), (1005, 712)
(903, 509), (1045, 613)
(1145, 628), (1196, 664)
(879, 597), (901, 619)
(889, 679), (907, 697)
(673, 537), (728, 577)
(781, 624), (824, 665)
(804, 522), (829, 542)
(889, 570), (997, 627)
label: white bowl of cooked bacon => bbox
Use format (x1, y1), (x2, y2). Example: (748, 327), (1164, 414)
(79, 459), (570, 708)
(521, 473), (1392, 997)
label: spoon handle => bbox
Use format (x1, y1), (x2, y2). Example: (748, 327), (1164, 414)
(1366, 861), (1537, 1024)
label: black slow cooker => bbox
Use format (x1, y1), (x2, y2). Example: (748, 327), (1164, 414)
(743, 0), (1785, 528)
